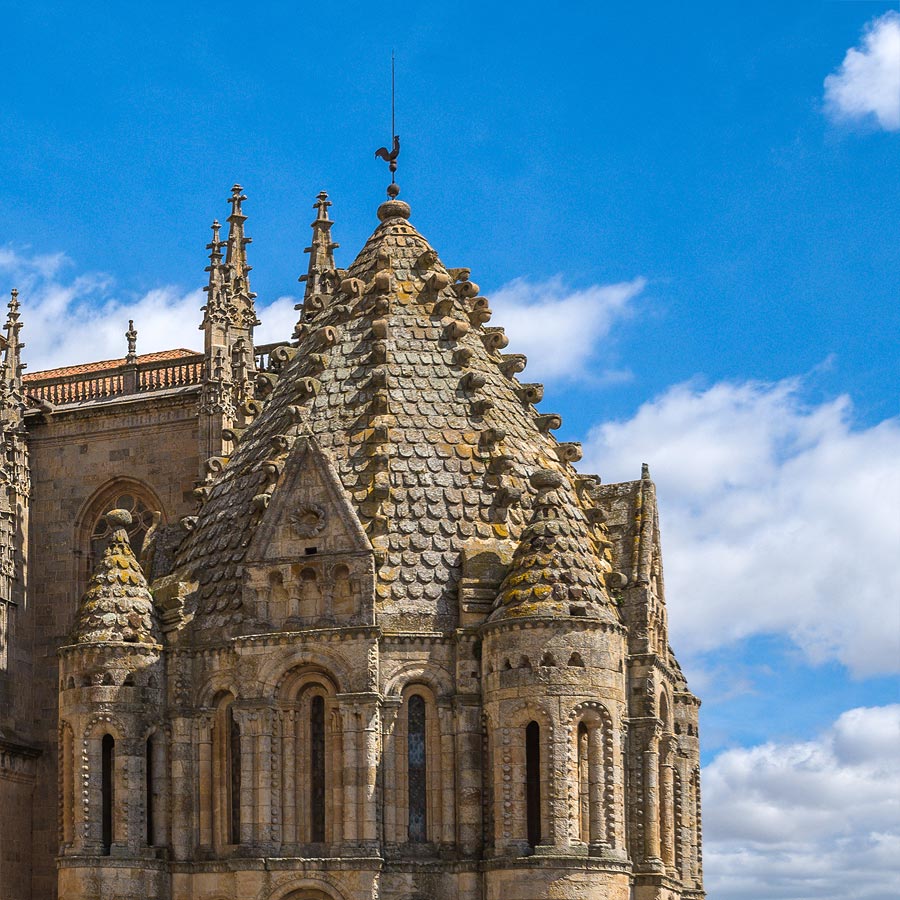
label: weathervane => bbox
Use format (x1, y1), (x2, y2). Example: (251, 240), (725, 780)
(375, 52), (400, 197)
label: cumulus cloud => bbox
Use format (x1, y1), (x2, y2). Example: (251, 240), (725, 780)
(0, 247), (298, 371)
(582, 376), (900, 676)
(488, 276), (645, 382)
(703, 704), (900, 900)
(824, 11), (900, 131)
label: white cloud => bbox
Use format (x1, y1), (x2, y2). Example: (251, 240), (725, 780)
(0, 247), (298, 371)
(583, 376), (900, 676)
(704, 704), (900, 900)
(824, 12), (900, 131)
(488, 276), (645, 382)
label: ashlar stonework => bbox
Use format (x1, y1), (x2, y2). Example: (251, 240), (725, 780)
(0, 182), (704, 900)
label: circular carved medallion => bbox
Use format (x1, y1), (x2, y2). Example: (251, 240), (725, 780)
(290, 504), (326, 538)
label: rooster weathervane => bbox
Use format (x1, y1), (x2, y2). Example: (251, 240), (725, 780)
(375, 52), (400, 194)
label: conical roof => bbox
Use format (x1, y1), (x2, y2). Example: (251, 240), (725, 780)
(177, 191), (616, 633)
(489, 469), (616, 623)
(72, 509), (161, 644)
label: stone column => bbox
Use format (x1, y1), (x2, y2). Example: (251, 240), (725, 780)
(256, 708), (276, 850)
(438, 704), (457, 847)
(169, 715), (195, 859)
(280, 709), (296, 846)
(236, 709), (256, 847)
(454, 697), (483, 856)
(660, 737), (676, 871)
(196, 716), (213, 851)
(340, 703), (358, 843)
(643, 729), (662, 867)
(120, 737), (143, 855)
(588, 724), (604, 849)
(381, 699), (401, 844)
(360, 698), (380, 844)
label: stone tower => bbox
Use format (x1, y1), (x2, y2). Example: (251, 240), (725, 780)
(58, 509), (166, 897)
(0, 177), (703, 900)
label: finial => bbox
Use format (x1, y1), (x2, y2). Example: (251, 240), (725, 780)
(125, 320), (138, 364)
(228, 184), (247, 220)
(313, 191), (332, 221)
(641, 462), (651, 480)
(106, 508), (133, 530)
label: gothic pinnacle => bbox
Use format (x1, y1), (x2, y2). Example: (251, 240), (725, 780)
(224, 184), (255, 296)
(3, 288), (24, 380)
(299, 190), (340, 307)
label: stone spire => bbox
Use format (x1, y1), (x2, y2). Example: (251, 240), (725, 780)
(201, 219), (227, 328)
(297, 191), (340, 323)
(71, 509), (161, 645)
(2, 289), (24, 388)
(223, 184), (258, 329)
(0, 289), (28, 616)
(489, 469), (617, 623)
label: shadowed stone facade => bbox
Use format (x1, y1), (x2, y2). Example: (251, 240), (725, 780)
(0, 183), (704, 900)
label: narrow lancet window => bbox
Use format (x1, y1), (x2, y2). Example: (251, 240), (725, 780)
(310, 695), (326, 842)
(101, 734), (115, 854)
(525, 721), (541, 847)
(408, 694), (427, 842)
(228, 705), (241, 845)
(146, 738), (154, 845)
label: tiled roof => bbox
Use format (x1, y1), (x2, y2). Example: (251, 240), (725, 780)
(490, 469), (616, 623)
(24, 348), (199, 382)
(177, 196), (618, 635)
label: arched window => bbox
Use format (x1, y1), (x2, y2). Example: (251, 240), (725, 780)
(525, 721), (541, 847)
(276, 672), (342, 848)
(310, 695), (326, 842)
(407, 694), (427, 842)
(575, 717), (605, 845)
(101, 734), (115, 854)
(211, 694), (241, 847)
(76, 479), (165, 595)
(90, 492), (156, 560)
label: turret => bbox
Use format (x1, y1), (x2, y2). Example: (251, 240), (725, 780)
(481, 468), (629, 899)
(58, 510), (166, 896)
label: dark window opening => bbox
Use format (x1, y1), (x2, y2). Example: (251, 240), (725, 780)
(310, 695), (326, 841)
(525, 721), (541, 847)
(145, 739), (154, 845)
(228, 706), (241, 844)
(408, 695), (427, 842)
(304, 546), (318, 555)
(101, 734), (115, 854)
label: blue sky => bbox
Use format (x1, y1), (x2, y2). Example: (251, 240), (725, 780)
(1, 2), (898, 897)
